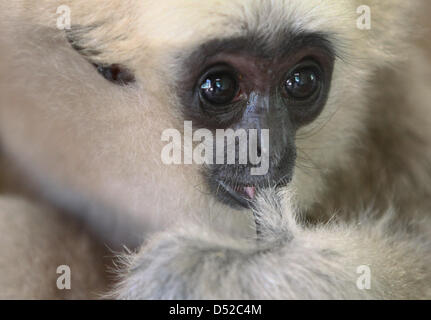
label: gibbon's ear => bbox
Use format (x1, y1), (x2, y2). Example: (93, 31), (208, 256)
(354, 0), (423, 63)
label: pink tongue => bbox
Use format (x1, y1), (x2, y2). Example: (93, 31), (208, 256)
(244, 186), (256, 199)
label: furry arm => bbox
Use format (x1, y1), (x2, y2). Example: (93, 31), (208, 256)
(113, 193), (431, 300)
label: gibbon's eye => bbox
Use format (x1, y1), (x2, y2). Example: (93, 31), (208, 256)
(94, 63), (135, 85)
(284, 61), (322, 101)
(199, 71), (239, 105)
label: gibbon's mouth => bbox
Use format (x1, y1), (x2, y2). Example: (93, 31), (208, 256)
(217, 181), (257, 209)
(214, 176), (292, 209)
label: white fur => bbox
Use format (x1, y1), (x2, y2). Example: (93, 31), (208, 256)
(0, 0), (430, 299)
(112, 190), (430, 299)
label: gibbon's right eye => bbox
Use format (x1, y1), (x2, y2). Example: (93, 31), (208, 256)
(94, 63), (136, 85)
(281, 59), (331, 126)
(199, 69), (239, 106)
(283, 60), (322, 102)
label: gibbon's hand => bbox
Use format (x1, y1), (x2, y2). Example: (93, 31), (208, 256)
(111, 190), (431, 300)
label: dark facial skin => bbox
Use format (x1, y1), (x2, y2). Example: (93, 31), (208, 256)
(175, 32), (335, 209)
(84, 29), (335, 209)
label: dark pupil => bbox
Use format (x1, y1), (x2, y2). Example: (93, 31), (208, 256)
(285, 68), (319, 99)
(200, 74), (236, 105)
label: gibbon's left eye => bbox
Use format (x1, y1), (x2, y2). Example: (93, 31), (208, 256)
(284, 61), (322, 101)
(199, 70), (239, 106)
(94, 63), (135, 85)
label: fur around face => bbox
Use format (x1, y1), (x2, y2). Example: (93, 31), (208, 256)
(0, 0), (430, 299)
(0, 0), (424, 244)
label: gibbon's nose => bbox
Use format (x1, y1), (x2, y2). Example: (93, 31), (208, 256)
(233, 101), (295, 172)
(210, 93), (297, 208)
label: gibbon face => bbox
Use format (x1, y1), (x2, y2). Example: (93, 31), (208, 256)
(0, 0), (409, 241)
(179, 33), (335, 209)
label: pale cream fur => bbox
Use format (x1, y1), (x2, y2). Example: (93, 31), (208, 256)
(0, 0), (430, 299)
(0, 196), (108, 299)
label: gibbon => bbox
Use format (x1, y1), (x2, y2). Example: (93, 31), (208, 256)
(0, 0), (430, 299)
